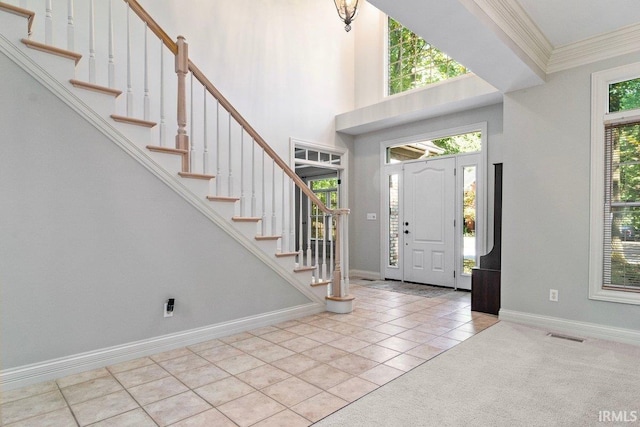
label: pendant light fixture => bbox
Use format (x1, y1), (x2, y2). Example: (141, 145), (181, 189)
(333, 0), (359, 32)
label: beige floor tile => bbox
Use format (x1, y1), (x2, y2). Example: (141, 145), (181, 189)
(429, 318), (466, 329)
(306, 318), (344, 330)
(194, 376), (255, 406)
(230, 336), (273, 352)
(173, 363), (230, 389)
(90, 408), (156, 426)
(107, 357), (155, 375)
(406, 343), (446, 360)
(215, 353), (265, 375)
(396, 329), (438, 343)
(3, 406), (76, 427)
(279, 336), (322, 353)
(260, 329), (299, 344)
(251, 409), (311, 427)
(61, 376), (123, 405)
(158, 354), (209, 375)
(441, 328), (475, 341)
(113, 364), (169, 388)
(370, 323), (407, 336)
(327, 354), (379, 376)
(428, 336), (462, 350)
(291, 391), (348, 423)
(186, 338), (225, 353)
(248, 325), (280, 336)
(297, 364), (352, 390)
(302, 329), (345, 344)
(376, 336), (421, 352)
(454, 322), (486, 333)
(273, 320), (302, 329)
(217, 391), (285, 427)
(351, 329), (391, 344)
(57, 368), (110, 389)
(284, 323), (324, 336)
(384, 354), (426, 372)
(327, 377), (379, 402)
(262, 377), (322, 407)
(0, 381), (58, 405)
(149, 347), (193, 363)
(143, 391), (211, 427)
(353, 344), (401, 363)
(197, 344), (244, 363)
(301, 344), (349, 363)
(325, 323), (365, 335)
(358, 364), (404, 386)
(70, 390), (138, 426)
(412, 323), (454, 335)
(326, 337), (369, 353)
(246, 344), (296, 363)
(219, 331), (255, 344)
(271, 354), (322, 375)
(128, 376), (189, 406)
(169, 408), (236, 427)
(0, 390), (67, 425)
(388, 317), (423, 329)
(235, 364), (291, 389)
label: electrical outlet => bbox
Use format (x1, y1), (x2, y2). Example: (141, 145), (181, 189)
(163, 302), (174, 317)
(549, 289), (559, 302)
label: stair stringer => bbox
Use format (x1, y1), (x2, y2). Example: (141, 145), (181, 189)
(0, 32), (326, 306)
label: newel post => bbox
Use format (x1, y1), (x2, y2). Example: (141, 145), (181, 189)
(175, 36), (189, 172)
(327, 209), (354, 314)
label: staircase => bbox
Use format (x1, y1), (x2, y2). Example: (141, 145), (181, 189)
(0, 0), (354, 313)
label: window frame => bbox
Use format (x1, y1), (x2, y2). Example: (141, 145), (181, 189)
(589, 62), (640, 305)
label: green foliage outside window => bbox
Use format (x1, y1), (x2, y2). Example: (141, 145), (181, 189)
(609, 78), (640, 113)
(388, 17), (468, 95)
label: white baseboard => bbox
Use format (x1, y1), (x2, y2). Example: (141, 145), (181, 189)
(1, 303), (324, 391)
(350, 270), (382, 281)
(499, 309), (640, 346)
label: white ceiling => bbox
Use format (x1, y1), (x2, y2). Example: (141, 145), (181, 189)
(517, 0), (640, 47)
(367, 0), (640, 93)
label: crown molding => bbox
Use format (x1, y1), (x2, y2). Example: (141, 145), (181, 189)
(464, 0), (552, 76)
(548, 23), (640, 74)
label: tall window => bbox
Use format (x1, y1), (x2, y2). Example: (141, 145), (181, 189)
(590, 64), (640, 304)
(388, 17), (468, 96)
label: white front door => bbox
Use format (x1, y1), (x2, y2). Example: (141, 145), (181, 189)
(403, 157), (456, 287)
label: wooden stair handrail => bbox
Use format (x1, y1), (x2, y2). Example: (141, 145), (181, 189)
(124, 0), (177, 55)
(188, 61), (335, 215)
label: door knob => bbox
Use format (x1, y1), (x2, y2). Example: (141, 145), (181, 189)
(404, 230), (409, 234)
(404, 222), (409, 226)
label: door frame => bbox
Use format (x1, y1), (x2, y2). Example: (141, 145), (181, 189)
(379, 123), (488, 289)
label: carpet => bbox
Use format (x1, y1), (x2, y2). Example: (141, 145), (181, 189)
(358, 280), (457, 298)
(316, 321), (640, 426)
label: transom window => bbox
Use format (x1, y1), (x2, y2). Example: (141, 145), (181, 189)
(386, 132), (481, 164)
(590, 63), (640, 305)
(388, 17), (469, 96)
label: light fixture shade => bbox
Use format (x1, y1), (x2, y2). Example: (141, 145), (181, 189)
(334, 0), (359, 32)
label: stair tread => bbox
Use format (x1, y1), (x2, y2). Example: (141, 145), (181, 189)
(311, 280), (331, 287)
(147, 145), (188, 155)
(294, 266), (316, 273)
(178, 172), (215, 180)
(111, 114), (157, 128)
(0, 2), (34, 33)
(255, 235), (281, 241)
(207, 196), (240, 202)
(232, 216), (261, 222)
(21, 38), (81, 64)
(326, 295), (355, 302)
(70, 79), (122, 97)
(275, 252), (298, 258)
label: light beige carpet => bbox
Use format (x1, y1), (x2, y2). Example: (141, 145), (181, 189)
(316, 321), (640, 426)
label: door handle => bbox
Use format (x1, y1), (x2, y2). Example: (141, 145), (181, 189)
(404, 230), (409, 234)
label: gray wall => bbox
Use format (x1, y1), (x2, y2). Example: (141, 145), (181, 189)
(502, 52), (640, 330)
(0, 54), (310, 369)
(349, 104), (505, 276)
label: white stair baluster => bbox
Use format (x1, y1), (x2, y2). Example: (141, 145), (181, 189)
(189, 74), (195, 172)
(297, 186), (303, 267)
(271, 160), (276, 236)
(216, 100), (221, 195)
(45, 0), (52, 45)
(314, 207), (320, 281)
(143, 23), (150, 120)
(261, 149), (266, 236)
(158, 40), (165, 146)
(203, 91), (209, 174)
(329, 214), (334, 282)
(322, 214), (328, 280)
(108, 0), (115, 88)
(67, 0), (74, 51)
(251, 140), (256, 217)
(290, 179), (296, 253)
(228, 114), (233, 196)
(280, 169), (286, 252)
(89, 0), (95, 82)
(126, 4), (133, 116)
(240, 131), (245, 216)
(306, 192), (312, 266)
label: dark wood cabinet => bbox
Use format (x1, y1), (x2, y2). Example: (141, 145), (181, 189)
(471, 268), (501, 315)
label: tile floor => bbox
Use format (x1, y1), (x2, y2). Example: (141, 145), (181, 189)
(0, 280), (499, 426)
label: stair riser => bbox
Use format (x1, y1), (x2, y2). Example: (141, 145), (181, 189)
(231, 221), (261, 239)
(310, 283), (329, 300)
(67, 83), (118, 118)
(108, 121), (154, 150)
(206, 200), (237, 218)
(0, 9), (30, 42)
(19, 41), (78, 83)
(178, 177), (212, 199)
(146, 151), (184, 175)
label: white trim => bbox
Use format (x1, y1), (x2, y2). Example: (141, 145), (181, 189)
(499, 310), (640, 347)
(548, 23), (640, 74)
(589, 62), (640, 306)
(0, 303), (324, 391)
